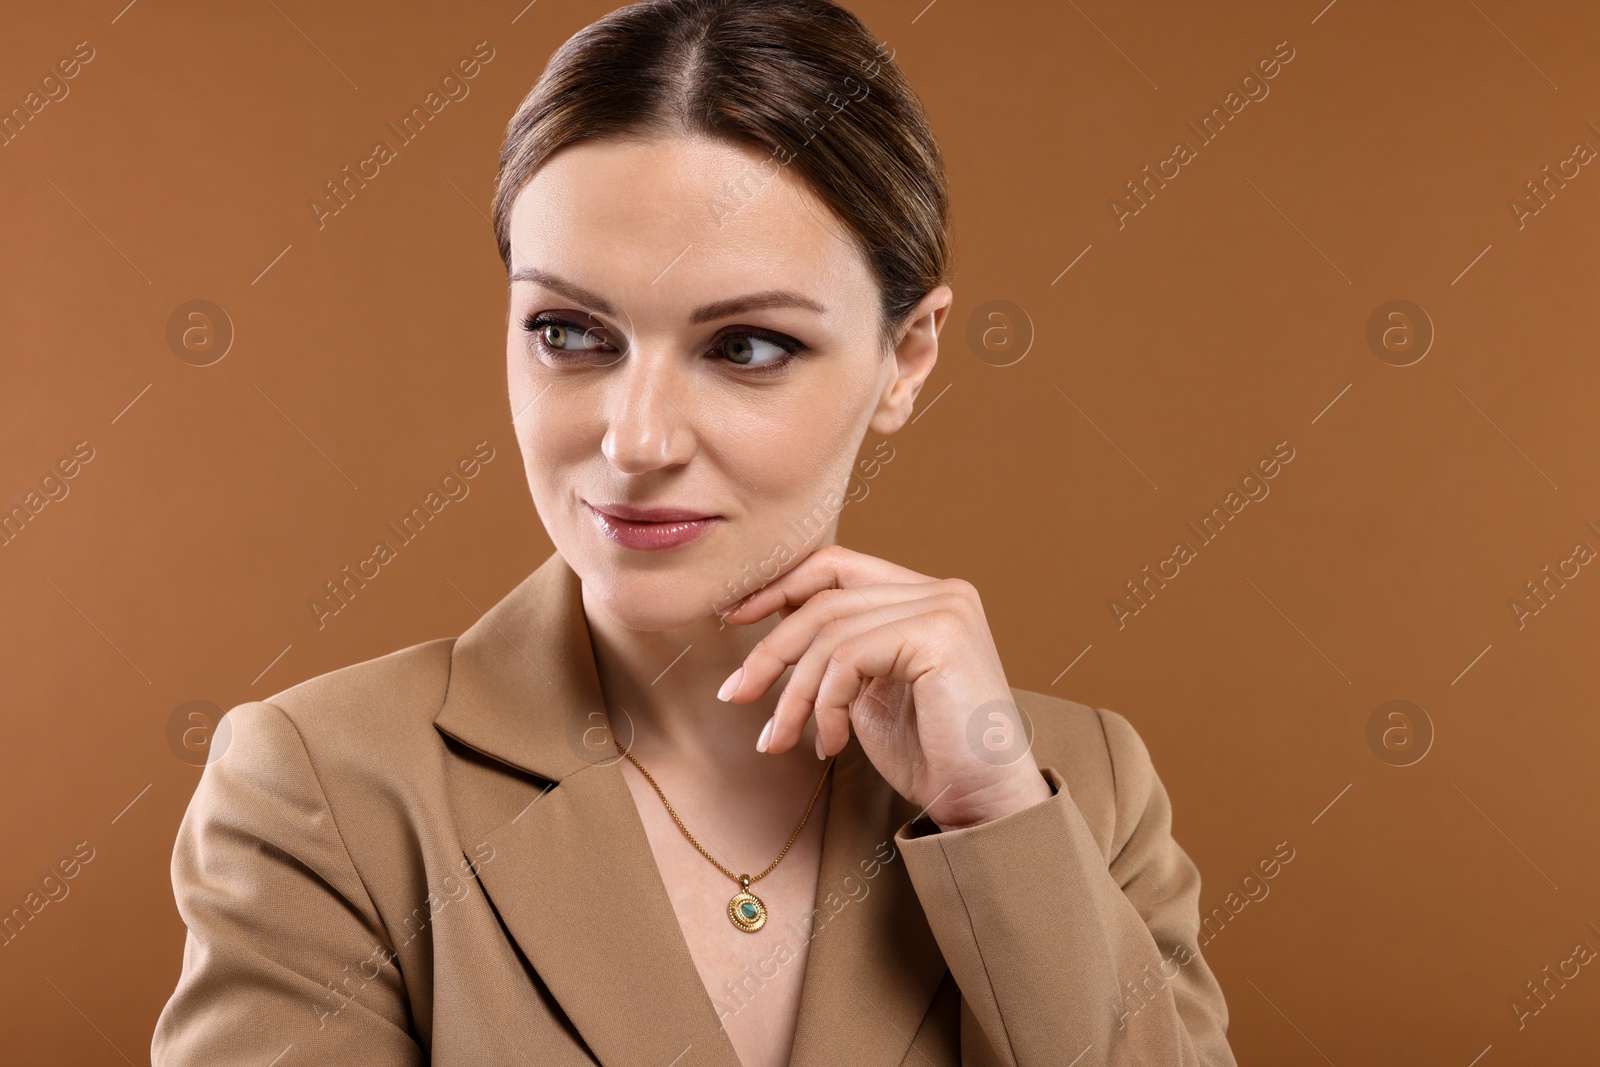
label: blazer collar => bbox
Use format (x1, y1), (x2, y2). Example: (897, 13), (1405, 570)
(433, 550), (948, 1067)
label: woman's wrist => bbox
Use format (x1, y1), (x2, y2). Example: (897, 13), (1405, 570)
(931, 765), (1057, 833)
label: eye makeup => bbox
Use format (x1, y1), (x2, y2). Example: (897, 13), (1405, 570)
(519, 312), (807, 378)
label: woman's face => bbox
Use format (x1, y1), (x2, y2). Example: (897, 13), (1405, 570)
(504, 133), (941, 632)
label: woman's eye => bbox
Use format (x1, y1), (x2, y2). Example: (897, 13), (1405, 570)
(524, 315), (614, 353)
(521, 313), (802, 376)
(718, 332), (794, 369)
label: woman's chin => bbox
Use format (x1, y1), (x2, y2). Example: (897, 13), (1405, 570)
(580, 573), (729, 633)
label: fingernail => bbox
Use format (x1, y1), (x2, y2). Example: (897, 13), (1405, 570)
(756, 716), (775, 753)
(815, 732), (826, 760)
(717, 667), (744, 703)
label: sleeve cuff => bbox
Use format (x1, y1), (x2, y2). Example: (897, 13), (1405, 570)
(902, 765), (1063, 840)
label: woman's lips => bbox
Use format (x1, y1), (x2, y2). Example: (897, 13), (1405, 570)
(584, 502), (722, 551)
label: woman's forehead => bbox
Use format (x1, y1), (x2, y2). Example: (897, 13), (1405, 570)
(506, 137), (875, 314)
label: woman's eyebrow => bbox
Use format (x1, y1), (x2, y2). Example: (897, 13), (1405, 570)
(509, 267), (616, 315)
(509, 267), (826, 323)
(687, 290), (826, 324)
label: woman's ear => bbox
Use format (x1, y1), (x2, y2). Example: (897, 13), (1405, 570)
(869, 284), (953, 437)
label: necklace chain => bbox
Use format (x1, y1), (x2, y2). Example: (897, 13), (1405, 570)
(613, 735), (836, 886)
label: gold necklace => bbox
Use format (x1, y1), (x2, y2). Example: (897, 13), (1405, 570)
(614, 736), (836, 933)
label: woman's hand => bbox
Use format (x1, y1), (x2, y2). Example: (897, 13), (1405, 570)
(715, 544), (1054, 832)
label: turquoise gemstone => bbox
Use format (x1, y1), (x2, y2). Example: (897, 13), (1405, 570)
(740, 901), (759, 920)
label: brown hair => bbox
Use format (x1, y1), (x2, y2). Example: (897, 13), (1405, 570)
(490, 0), (953, 354)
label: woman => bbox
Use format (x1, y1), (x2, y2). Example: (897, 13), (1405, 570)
(153, 1), (1237, 1064)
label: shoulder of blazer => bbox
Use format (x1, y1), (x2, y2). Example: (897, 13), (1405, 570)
(1007, 686), (1158, 867)
(184, 637), (464, 948)
(244, 635), (458, 795)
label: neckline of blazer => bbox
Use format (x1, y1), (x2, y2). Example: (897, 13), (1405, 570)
(430, 548), (950, 1067)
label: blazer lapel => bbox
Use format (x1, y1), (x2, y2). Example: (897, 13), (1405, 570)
(433, 550), (949, 1067)
(786, 736), (950, 1067)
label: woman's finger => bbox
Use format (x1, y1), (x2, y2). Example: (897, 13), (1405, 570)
(723, 543), (931, 624)
(806, 616), (946, 756)
(759, 595), (935, 755)
(724, 581), (939, 704)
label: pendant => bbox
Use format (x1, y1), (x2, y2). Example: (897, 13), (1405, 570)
(728, 874), (767, 932)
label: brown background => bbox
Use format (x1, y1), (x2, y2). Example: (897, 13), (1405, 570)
(3, 0), (1598, 1062)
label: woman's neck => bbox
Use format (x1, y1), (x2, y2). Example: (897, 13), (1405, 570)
(581, 584), (812, 775)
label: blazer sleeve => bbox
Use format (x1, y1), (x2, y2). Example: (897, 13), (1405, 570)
(152, 700), (426, 1066)
(893, 706), (1237, 1066)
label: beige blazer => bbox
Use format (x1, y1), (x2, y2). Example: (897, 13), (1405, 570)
(153, 549), (1237, 1066)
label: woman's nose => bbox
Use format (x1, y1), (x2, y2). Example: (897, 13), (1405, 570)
(599, 349), (697, 474)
